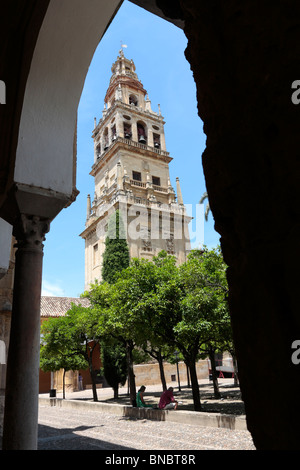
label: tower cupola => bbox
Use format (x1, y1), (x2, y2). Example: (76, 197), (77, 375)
(92, 49), (167, 162)
(104, 48), (147, 110)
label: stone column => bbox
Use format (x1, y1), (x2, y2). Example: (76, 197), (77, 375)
(131, 119), (138, 142)
(2, 214), (50, 450)
(116, 112), (124, 138)
(86, 194), (91, 221)
(148, 129), (154, 148)
(160, 131), (166, 152)
(116, 162), (123, 191)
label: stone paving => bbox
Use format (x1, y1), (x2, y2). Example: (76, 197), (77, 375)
(38, 403), (255, 451)
(38, 379), (256, 451)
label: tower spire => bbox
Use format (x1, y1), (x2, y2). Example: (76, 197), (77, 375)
(176, 177), (184, 205)
(86, 194), (91, 220)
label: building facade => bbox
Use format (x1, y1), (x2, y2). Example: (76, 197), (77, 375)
(80, 49), (191, 289)
(39, 296), (95, 394)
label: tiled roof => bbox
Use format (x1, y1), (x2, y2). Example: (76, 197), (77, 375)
(40, 296), (90, 318)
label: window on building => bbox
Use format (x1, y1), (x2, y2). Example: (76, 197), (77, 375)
(132, 171), (142, 182)
(129, 94), (138, 106)
(153, 133), (161, 149)
(93, 243), (99, 266)
(124, 122), (132, 139)
(152, 176), (161, 186)
(111, 124), (116, 141)
(137, 122), (147, 144)
(96, 143), (101, 158)
(103, 128), (109, 150)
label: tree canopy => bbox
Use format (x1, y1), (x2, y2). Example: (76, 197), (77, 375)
(41, 246), (233, 410)
(83, 247), (231, 410)
(40, 303), (103, 401)
(101, 209), (130, 283)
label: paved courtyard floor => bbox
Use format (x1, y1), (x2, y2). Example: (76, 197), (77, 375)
(38, 379), (255, 451)
(38, 403), (255, 451)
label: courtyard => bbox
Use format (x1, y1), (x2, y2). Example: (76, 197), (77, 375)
(37, 379), (255, 451)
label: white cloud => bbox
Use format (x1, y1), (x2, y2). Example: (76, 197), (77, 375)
(42, 280), (65, 297)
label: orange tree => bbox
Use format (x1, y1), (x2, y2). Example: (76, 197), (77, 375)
(40, 303), (103, 402)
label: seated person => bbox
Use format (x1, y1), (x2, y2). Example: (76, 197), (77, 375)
(136, 385), (153, 408)
(159, 387), (178, 410)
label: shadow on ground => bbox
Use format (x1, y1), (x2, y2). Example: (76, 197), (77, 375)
(38, 423), (134, 450)
(73, 382), (245, 416)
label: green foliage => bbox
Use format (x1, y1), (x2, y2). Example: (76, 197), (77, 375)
(44, 246), (232, 409)
(40, 315), (86, 373)
(86, 247), (232, 365)
(90, 210), (131, 398)
(181, 248), (231, 347)
(100, 339), (127, 394)
(40, 302), (103, 401)
(101, 210), (130, 283)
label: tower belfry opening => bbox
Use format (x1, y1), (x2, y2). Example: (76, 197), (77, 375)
(80, 49), (191, 289)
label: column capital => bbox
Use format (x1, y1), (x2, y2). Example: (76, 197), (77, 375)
(13, 214), (50, 252)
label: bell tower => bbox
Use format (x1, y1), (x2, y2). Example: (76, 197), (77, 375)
(80, 48), (191, 289)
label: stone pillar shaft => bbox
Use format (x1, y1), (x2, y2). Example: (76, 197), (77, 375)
(2, 215), (50, 450)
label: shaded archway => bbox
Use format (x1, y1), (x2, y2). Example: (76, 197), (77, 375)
(1, 0), (300, 451)
(1, 0), (123, 450)
(178, 0), (300, 450)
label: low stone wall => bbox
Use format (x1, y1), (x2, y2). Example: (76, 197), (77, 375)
(50, 360), (211, 393)
(39, 397), (247, 431)
(133, 360), (209, 388)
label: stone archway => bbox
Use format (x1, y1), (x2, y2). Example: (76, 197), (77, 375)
(1, 0), (300, 451)
(1, 0), (122, 449)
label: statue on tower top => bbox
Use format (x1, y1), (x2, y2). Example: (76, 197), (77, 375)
(119, 43), (127, 56)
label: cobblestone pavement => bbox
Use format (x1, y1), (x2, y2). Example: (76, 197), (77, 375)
(38, 404), (256, 451)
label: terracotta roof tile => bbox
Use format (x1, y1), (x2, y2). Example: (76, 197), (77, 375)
(40, 296), (90, 318)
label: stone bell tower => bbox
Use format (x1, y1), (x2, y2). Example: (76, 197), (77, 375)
(80, 48), (191, 289)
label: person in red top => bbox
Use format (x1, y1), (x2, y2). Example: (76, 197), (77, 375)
(159, 387), (178, 410)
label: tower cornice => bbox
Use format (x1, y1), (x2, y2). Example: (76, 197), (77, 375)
(104, 75), (147, 105)
(90, 136), (172, 177)
(93, 100), (165, 138)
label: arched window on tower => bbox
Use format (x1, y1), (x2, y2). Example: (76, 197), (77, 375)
(111, 124), (117, 141)
(129, 94), (138, 106)
(96, 142), (101, 158)
(124, 122), (132, 140)
(137, 122), (147, 144)
(153, 133), (161, 149)
(103, 128), (109, 150)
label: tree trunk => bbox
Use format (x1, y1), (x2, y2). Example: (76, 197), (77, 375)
(88, 357), (98, 402)
(113, 385), (119, 399)
(63, 369), (66, 400)
(126, 340), (136, 406)
(232, 352), (239, 386)
(209, 347), (221, 399)
(188, 360), (202, 411)
(157, 351), (167, 391)
(186, 363), (191, 387)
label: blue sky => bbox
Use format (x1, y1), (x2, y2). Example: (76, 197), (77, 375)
(41, 1), (220, 298)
